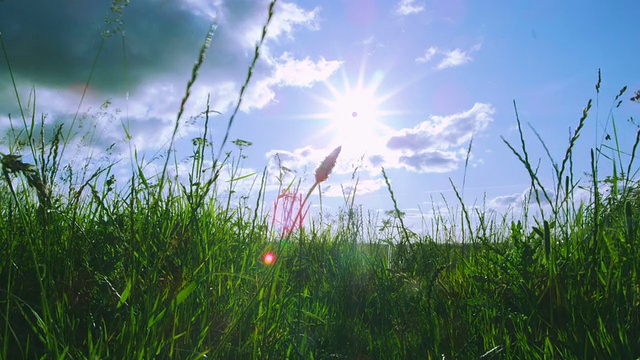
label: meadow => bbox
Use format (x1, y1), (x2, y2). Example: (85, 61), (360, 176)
(1, 3), (640, 359)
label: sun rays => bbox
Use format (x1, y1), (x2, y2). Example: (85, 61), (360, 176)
(304, 67), (398, 159)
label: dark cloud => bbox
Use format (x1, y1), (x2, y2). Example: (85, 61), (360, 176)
(398, 150), (458, 173)
(0, 0), (328, 114)
(0, 0), (218, 92)
(0, 0), (340, 182)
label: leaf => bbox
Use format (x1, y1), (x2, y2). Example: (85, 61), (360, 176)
(175, 282), (197, 306)
(228, 172), (256, 183)
(117, 280), (132, 309)
(148, 308), (167, 329)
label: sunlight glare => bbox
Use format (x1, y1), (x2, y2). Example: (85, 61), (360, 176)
(322, 73), (394, 154)
(301, 66), (402, 163)
(331, 86), (379, 123)
(262, 251), (276, 265)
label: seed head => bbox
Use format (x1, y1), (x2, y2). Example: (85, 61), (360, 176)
(315, 146), (341, 184)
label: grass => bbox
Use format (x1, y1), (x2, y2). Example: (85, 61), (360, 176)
(1, 3), (640, 359)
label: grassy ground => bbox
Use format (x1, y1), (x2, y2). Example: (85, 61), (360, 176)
(1, 3), (640, 358)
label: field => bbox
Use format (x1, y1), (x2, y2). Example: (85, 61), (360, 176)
(1, 4), (640, 359)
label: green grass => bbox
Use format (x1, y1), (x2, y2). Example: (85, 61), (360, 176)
(1, 4), (640, 359)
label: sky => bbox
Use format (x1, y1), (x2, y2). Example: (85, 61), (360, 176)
(1, 0), (639, 234)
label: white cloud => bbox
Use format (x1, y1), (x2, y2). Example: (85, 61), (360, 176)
(270, 52), (343, 88)
(190, 81), (238, 115)
(415, 43), (482, 69)
(415, 46), (437, 63)
(237, 79), (278, 112)
(322, 178), (387, 197)
(236, 52), (342, 112)
(240, 1), (320, 47)
(265, 145), (320, 178)
(384, 103), (494, 173)
(488, 192), (524, 209)
(396, 0), (425, 16)
(487, 185), (564, 217)
(387, 103), (494, 151)
(437, 48), (472, 69)
(269, 2), (321, 38)
(363, 36), (375, 45)
(180, 0), (219, 19)
(351, 178), (387, 195)
(398, 149), (460, 173)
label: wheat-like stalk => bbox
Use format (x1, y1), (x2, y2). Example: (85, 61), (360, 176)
(315, 146), (341, 184)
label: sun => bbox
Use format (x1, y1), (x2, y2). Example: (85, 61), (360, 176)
(330, 86), (379, 123)
(311, 69), (395, 154)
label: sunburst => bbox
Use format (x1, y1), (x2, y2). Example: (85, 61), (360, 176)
(307, 68), (397, 158)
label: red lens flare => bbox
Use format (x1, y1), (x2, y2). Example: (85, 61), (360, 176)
(262, 252), (276, 265)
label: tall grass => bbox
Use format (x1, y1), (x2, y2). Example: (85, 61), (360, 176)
(1, 3), (640, 359)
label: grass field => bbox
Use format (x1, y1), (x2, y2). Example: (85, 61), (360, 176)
(1, 3), (640, 358)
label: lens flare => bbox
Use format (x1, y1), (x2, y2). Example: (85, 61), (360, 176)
(262, 252), (276, 265)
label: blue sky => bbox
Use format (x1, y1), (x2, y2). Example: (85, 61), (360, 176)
(1, 0), (639, 232)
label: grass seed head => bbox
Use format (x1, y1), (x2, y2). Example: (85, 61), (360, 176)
(315, 146), (341, 184)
